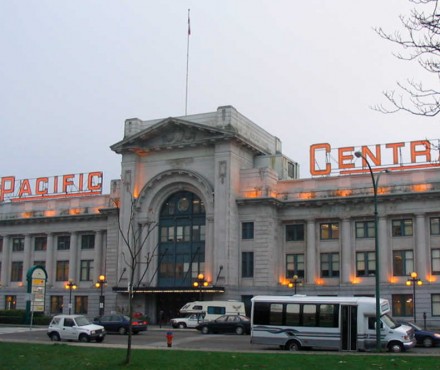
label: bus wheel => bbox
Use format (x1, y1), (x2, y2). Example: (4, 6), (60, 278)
(388, 341), (404, 353)
(285, 340), (301, 351)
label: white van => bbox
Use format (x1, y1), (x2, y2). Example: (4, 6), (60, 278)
(179, 300), (246, 321)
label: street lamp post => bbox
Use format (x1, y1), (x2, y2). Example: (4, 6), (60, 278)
(288, 275), (302, 294)
(193, 273), (208, 301)
(406, 272), (422, 323)
(65, 279), (77, 315)
(354, 151), (388, 352)
(95, 274), (107, 316)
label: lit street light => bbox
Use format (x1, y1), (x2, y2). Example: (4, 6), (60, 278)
(406, 272), (423, 323)
(288, 275), (302, 294)
(193, 273), (208, 301)
(95, 274), (107, 316)
(354, 151), (389, 352)
(65, 279), (77, 315)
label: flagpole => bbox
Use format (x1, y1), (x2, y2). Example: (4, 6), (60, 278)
(185, 9), (191, 116)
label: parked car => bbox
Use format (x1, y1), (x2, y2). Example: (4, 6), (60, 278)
(47, 314), (105, 343)
(171, 313), (206, 329)
(196, 314), (250, 335)
(93, 314), (148, 335)
(398, 321), (440, 347)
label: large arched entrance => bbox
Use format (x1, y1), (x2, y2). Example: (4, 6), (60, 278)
(155, 191), (206, 321)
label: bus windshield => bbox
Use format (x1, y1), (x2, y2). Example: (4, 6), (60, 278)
(381, 313), (400, 329)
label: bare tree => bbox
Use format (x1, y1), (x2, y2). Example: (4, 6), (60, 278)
(374, 0), (440, 116)
(117, 194), (157, 365)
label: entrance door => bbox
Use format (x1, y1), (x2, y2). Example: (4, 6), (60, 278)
(341, 305), (358, 351)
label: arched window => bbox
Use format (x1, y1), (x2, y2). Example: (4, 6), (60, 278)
(158, 191), (206, 286)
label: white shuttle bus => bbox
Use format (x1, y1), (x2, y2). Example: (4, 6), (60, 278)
(251, 295), (416, 352)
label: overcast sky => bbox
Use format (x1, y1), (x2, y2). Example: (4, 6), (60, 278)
(1, 0), (439, 192)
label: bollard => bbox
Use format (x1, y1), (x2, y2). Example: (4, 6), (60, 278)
(166, 331), (173, 348)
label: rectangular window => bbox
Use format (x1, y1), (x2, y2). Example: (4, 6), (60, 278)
(57, 235), (70, 250)
(286, 254), (305, 278)
(242, 222), (254, 240)
(432, 249), (440, 275)
(0, 238), (3, 252)
(303, 304), (317, 327)
(12, 237), (24, 252)
(356, 251), (376, 277)
(286, 224), (305, 241)
(81, 234), (95, 249)
(80, 260), (94, 281)
(10, 261), (23, 281)
(34, 260), (46, 268)
(392, 294), (413, 317)
(393, 250), (414, 276)
(75, 296), (88, 314)
(432, 294), (440, 316)
(50, 296), (64, 314)
(242, 252), (254, 278)
(320, 253), (340, 277)
(431, 217), (440, 235)
(269, 303), (283, 325)
(355, 221), (375, 238)
(56, 260), (69, 281)
(320, 223), (339, 240)
(192, 225), (206, 241)
(34, 236), (47, 251)
(392, 219), (413, 237)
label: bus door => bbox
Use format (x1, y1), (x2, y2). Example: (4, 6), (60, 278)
(341, 305), (357, 351)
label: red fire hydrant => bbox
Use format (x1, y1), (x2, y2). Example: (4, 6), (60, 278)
(166, 331), (173, 348)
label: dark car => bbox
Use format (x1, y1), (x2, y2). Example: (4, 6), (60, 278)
(196, 314), (250, 335)
(398, 321), (440, 347)
(93, 314), (148, 335)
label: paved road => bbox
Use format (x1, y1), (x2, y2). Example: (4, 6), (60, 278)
(1, 325), (440, 355)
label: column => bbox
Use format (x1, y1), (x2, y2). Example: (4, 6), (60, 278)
(23, 234), (32, 282)
(306, 219), (316, 284)
(69, 232), (78, 281)
(1, 235), (10, 285)
(415, 214), (427, 277)
(341, 218), (352, 283)
(94, 230), (103, 280)
(46, 233), (54, 286)
(378, 216), (388, 283)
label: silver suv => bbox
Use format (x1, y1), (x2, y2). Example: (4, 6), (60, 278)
(47, 314), (106, 343)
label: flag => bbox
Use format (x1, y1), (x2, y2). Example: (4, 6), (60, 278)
(188, 9), (191, 36)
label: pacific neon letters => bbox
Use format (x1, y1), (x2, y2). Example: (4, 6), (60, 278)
(0, 171), (103, 202)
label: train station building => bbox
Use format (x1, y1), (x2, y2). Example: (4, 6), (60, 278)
(1, 105), (440, 326)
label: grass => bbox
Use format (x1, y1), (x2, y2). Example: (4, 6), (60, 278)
(0, 342), (439, 370)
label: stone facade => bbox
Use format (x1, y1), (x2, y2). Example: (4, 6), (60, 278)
(1, 105), (440, 327)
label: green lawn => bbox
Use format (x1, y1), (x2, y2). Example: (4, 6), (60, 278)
(0, 342), (439, 370)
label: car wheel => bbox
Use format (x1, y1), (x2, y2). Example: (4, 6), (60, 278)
(201, 326), (209, 334)
(235, 326), (244, 335)
(79, 334), (90, 343)
(422, 337), (434, 348)
(50, 332), (61, 342)
(118, 327), (127, 335)
(285, 340), (301, 351)
(388, 341), (404, 353)
(178, 323), (187, 329)
(96, 337), (104, 343)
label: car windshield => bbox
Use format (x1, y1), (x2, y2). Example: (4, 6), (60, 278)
(75, 316), (91, 326)
(381, 313), (399, 329)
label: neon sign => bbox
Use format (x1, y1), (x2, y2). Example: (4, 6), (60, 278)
(310, 139), (440, 176)
(0, 171), (103, 202)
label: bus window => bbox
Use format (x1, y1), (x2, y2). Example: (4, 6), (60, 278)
(319, 304), (338, 327)
(269, 303), (283, 325)
(286, 303), (300, 325)
(303, 304), (317, 326)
